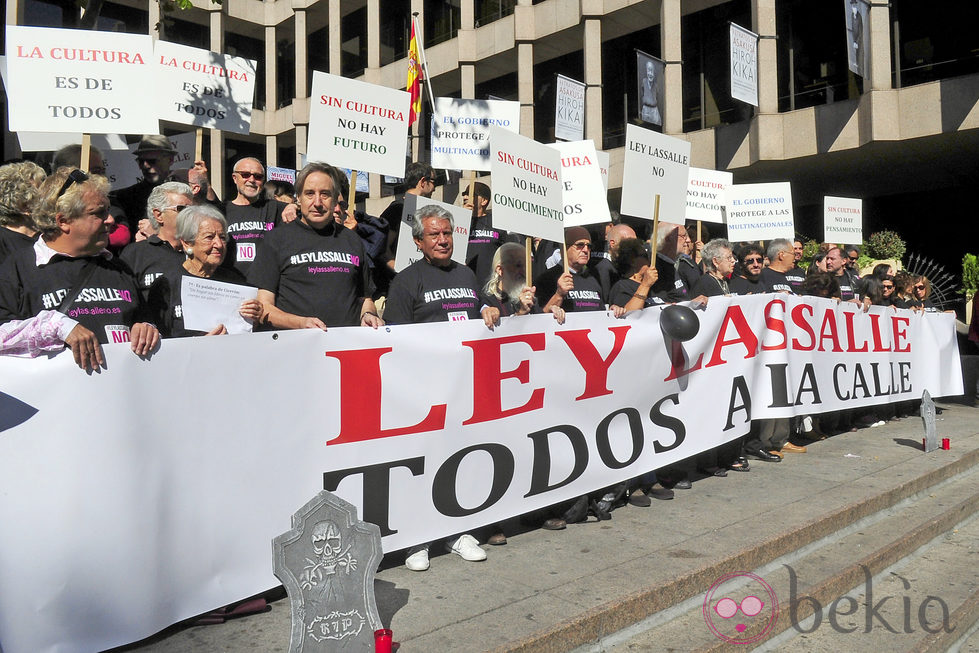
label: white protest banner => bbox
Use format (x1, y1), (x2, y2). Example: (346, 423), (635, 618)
(730, 23), (759, 106)
(554, 74), (585, 142)
(621, 124), (691, 222)
(4, 25), (156, 134)
(489, 125), (564, 242)
(550, 140), (610, 228)
(154, 40), (257, 134)
(0, 296), (961, 653)
(267, 166), (296, 183)
(596, 149), (610, 190)
(180, 276), (257, 335)
(726, 182), (795, 242)
(685, 167), (733, 224)
(307, 71), (410, 178)
(393, 195), (470, 272)
(823, 196), (863, 244)
(431, 97), (520, 171)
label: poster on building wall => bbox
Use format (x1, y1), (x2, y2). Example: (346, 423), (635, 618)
(393, 194), (470, 272)
(685, 167), (733, 224)
(306, 71), (411, 178)
(726, 182), (795, 242)
(635, 50), (665, 127)
(729, 23), (759, 107)
(431, 97), (521, 171)
(554, 74), (585, 141)
(823, 196), (863, 244)
(549, 140), (610, 227)
(153, 41), (257, 135)
(620, 124), (691, 223)
(844, 0), (871, 78)
(3, 25), (158, 134)
(489, 125), (564, 242)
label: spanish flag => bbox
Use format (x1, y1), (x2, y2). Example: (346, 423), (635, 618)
(406, 19), (423, 125)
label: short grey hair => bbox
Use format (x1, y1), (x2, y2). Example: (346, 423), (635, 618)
(702, 238), (733, 273)
(145, 182), (192, 228)
(176, 203), (227, 244)
(411, 205), (454, 240)
(766, 238), (792, 261)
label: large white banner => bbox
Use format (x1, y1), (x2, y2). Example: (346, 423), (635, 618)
(823, 195), (863, 244)
(393, 195), (470, 272)
(489, 125), (564, 242)
(431, 97), (520, 171)
(0, 297), (961, 653)
(686, 167), (733, 224)
(554, 74), (585, 142)
(154, 40), (257, 134)
(550, 140), (610, 228)
(621, 124), (691, 223)
(730, 23), (759, 107)
(4, 25), (157, 134)
(726, 182), (795, 242)
(307, 71), (410, 178)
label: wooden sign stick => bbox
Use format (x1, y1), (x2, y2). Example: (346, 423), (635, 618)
(80, 134), (91, 173)
(347, 171), (358, 222)
(195, 127), (203, 162)
(562, 242), (569, 275)
(525, 236), (533, 290)
(696, 220), (703, 264)
(649, 194), (661, 259)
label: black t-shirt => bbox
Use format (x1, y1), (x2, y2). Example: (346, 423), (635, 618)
(384, 259), (481, 324)
(0, 228), (36, 266)
(247, 219), (373, 328)
(148, 261), (249, 338)
(609, 278), (667, 308)
(0, 247), (145, 344)
(467, 213), (507, 285)
(836, 271), (857, 301)
(760, 267), (796, 294)
(729, 275), (765, 295)
(224, 198), (285, 276)
(652, 253), (688, 302)
(590, 255), (618, 302)
(119, 235), (184, 298)
(675, 255), (703, 295)
(536, 265), (605, 313)
(689, 273), (729, 298)
(785, 265), (806, 292)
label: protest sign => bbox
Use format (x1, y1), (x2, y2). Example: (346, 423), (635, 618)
(726, 182), (795, 242)
(393, 195), (470, 272)
(554, 74), (585, 142)
(621, 124), (691, 223)
(823, 195), (863, 244)
(307, 71), (410, 178)
(342, 168), (370, 194)
(267, 166), (296, 183)
(101, 132), (195, 189)
(596, 149), (610, 190)
(685, 167), (733, 224)
(489, 125), (564, 242)
(550, 140), (610, 227)
(180, 276), (257, 335)
(153, 41), (256, 135)
(4, 25), (156, 134)
(730, 23), (759, 106)
(431, 97), (520, 171)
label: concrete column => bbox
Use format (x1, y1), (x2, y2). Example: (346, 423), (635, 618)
(752, 0), (778, 114)
(266, 135), (277, 168)
(295, 125), (307, 169)
(660, 0), (682, 135)
(7, 0), (23, 25)
(329, 1), (342, 75)
(209, 5), (226, 197)
(365, 0), (380, 86)
(517, 43), (534, 138)
(868, 1), (893, 90)
(265, 24), (277, 113)
(583, 18), (603, 144)
(294, 5), (308, 100)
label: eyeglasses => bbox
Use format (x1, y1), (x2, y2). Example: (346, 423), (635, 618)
(56, 169), (89, 199)
(714, 596), (765, 619)
(570, 241), (591, 249)
(882, 283), (894, 289)
(848, 256), (858, 262)
(137, 156), (166, 165)
(165, 204), (191, 213)
(234, 171), (265, 181)
(914, 284), (926, 291)
(743, 257), (763, 264)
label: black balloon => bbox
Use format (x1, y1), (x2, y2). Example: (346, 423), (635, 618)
(660, 305), (700, 341)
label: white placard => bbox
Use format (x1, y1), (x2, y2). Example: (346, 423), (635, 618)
(103, 132), (196, 189)
(154, 41), (257, 135)
(620, 124), (691, 223)
(550, 140), (610, 228)
(267, 166), (296, 183)
(489, 126), (564, 242)
(726, 182), (795, 242)
(685, 167), (733, 224)
(393, 195), (470, 272)
(730, 23), (759, 107)
(4, 26), (157, 134)
(307, 71), (410, 178)
(180, 276), (257, 335)
(554, 74), (585, 142)
(823, 195), (863, 244)
(596, 149), (610, 191)
(431, 97), (521, 171)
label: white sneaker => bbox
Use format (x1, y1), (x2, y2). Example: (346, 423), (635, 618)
(446, 534), (487, 562)
(405, 544), (430, 571)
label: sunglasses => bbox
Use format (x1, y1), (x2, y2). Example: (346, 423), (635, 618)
(714, 596), (765, 619)
(914, 284), (925, 290)
(743, 257), (763, 264)
(882, 283), (894, 289)
(56, 169), (89, 199)
(234, 171), (265, 181)
(570, 241), (591, 249)
(848, 256), (858, 261)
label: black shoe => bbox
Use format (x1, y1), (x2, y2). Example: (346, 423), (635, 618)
(660, 476), (692, 490)
(628, 489), (652, 507)
(745, 447), (782, 462)
(648, 486), (675, 500)
(561, 496), (589, 524)
(589, 500), (612, 520)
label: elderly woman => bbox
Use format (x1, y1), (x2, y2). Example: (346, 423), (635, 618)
(0, 168), (158, 370)
(689, 238), (735, 297)
(148, 204), (263, 337)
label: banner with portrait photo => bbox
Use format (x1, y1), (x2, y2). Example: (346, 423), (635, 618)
(636, 50), (665, 127)
(844, 0), (871, 78)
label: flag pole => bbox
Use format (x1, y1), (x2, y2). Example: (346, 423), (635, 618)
(412, 14), (437, 120)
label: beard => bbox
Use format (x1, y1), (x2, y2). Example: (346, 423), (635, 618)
(501, 275), (526, 300)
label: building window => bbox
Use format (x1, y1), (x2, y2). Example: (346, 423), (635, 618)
(475, 0), (516, 27)
(380, 1), (410, 66)
(602, 26), (661, 149)
(425, 0), (460, 47)
(891, 0), (979, 88)
(341, 7), (368, 78)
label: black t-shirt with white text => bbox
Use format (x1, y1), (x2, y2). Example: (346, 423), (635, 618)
(760, 267), (797, 294)
(467, 214), (508, 285)
(224, 198), (285, 276)
(785, 265), (806, 292)
(120, 235), (184, 298)
(148, 262), (250, 338)
(536, 264), (606, 312)
(384, 259), (481, 324)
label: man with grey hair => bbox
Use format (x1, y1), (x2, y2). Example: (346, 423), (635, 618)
(651, 221), (693, 301)
(760, 238), (797, 293)
(224, 156), (295, 276)
(120, 181), (193, 296)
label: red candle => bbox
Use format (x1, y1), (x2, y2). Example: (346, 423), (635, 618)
(375, 628), (393, 653)
(942, 438), (950, 450)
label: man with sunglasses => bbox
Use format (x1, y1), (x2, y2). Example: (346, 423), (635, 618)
(224, 157), (290, 276)
(540, 226), (606, 313)
(109, 135), (177, 236)
(729, 243), (765, 294)
(120, 182), (194, 299)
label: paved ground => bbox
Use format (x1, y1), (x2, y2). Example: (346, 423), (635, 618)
(117, 400), (979, 653)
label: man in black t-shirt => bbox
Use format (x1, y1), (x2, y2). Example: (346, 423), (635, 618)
(824, 246), (858, 301)
(120, 182), (192, 298)
(540, 226), (606, 314)
(378, 162), (436, 293)
(759, 239), (797, 294)
(224, 157), (294, 276)
(729, 243), (765, 294)
(109, 135), (177, 235)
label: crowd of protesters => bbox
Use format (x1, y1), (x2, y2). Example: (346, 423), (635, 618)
(0, 136), (971, 575)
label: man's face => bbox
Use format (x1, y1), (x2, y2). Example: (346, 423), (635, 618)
(418, 173), (435, 198)
(415, 216), (454, 265)
(233, 160), (266, 202)
(68, 190), (111, 254)
(299, 172), (337, 229)
(793, 241), (803, 262)
(675, 227), (692, 256)
(845, 249), (859, 269)
(500, 254), (526, 296)
(824, 249), (844, 273)
(742, 251), (764, 281)
(462, 192), (488, 216)
(155, 192), (193, 233)
(568, 236), (592, 270)
(646, 62), (655, 82)
(137, 150), (172, 184)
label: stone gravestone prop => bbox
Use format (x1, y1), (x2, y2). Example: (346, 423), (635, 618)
(273, 491), (383, 652)
(921, 389), (938, 453)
